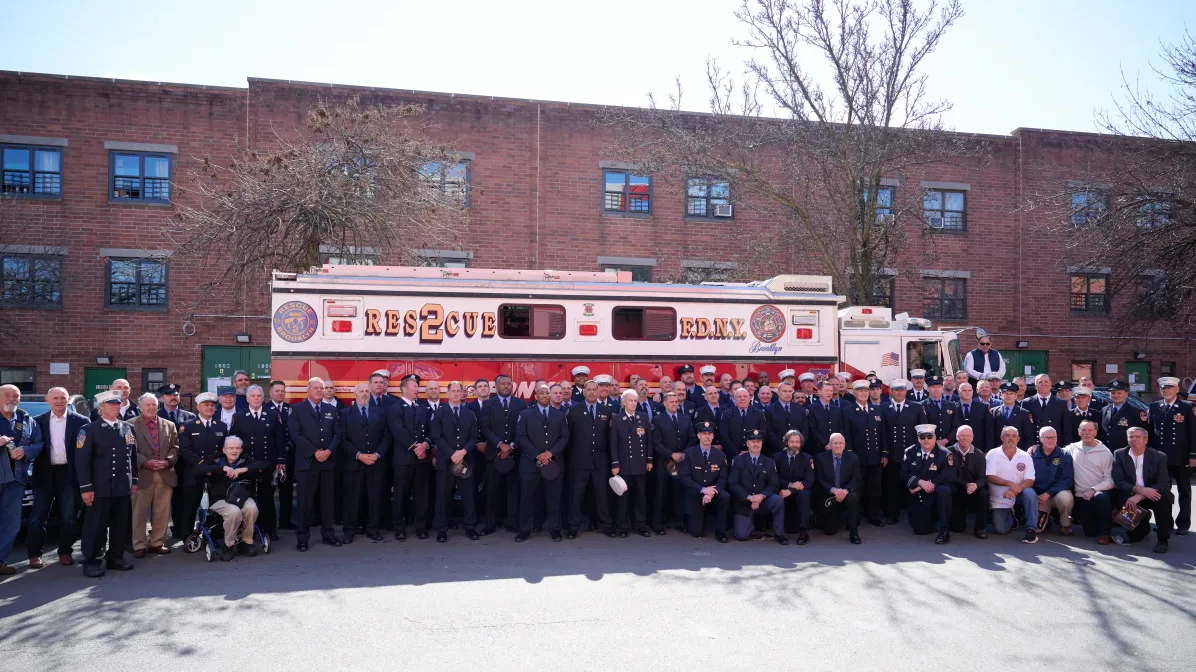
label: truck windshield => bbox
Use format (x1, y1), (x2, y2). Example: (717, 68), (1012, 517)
(947, 337), (962, 375)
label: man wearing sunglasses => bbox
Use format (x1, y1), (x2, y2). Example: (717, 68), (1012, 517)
(964, 335), (1005, 388)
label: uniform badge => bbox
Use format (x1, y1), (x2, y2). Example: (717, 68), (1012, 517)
(874, 415), (881, 421)
(14, 422), (22, 433)
(929, 463), (938, 471)
(324, 412), (334, 419)
(1175, 413), (1185, 423)
(1052, 457), (1060, 465)
(76, 430), (86, 450)
(1016, 462), (1026, 472)
(1119, 419), (1129, 427)
(710, 464), (720, 471)
(946, 455), (953, 467)
(636, 427), (645, 436)
(125, 432), (136, 445)
(946, 409), (953, 415)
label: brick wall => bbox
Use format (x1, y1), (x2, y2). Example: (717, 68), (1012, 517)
(1, 71), (1190, 397)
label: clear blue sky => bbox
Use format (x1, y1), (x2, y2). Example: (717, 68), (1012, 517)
(2, 0), (1192, 135)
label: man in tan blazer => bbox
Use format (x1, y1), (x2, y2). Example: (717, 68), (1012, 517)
(132, 393), (179, 557)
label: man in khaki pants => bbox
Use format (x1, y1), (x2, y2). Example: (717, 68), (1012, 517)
(132, 393), (179, 557)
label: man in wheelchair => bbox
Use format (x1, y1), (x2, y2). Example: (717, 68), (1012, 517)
(204, 436), (266, 561)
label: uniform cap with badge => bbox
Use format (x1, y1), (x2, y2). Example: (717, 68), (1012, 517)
(910, 369), (927, 379)
(851, 380), (870, 390)
(889, 379), (909, 391)
(571, 365), (591, 377)
(609, 474), (629, 496)
(594, 374), (614, 385)
(195, 391), (218, 405)
(778, 368), (796, 381)
(156, 383), (181, 395)
(1074, 387), (1093, 397)
(798, 372), (817, 383)
(836, 372), (853, 382)
(494, 450), (517, 474)
(1159, 376), (1180, 388)
(450, 460), (472, 479)
(746, 428), (764, 442)
(538, 456), (562, 480)
(678, 365), (695, 375)
(94, 390), (122, 406)
(999, 382), (1018, 394)
(372, 369), (391, 379)
(399, 373), (421, 386)
(695, 420), (716, 434)
(869, 380), (883, 389)
(1106, 379), (1128, 391)
(925, 375), (944, 386)
(699, 365), (717, 375)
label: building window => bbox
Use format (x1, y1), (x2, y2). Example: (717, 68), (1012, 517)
(1, 254), (63, 308)
(1071, 361), (1095, 382)
(107, 258), (168, 309)
(497, 304), (566, 339)
(682, 265), (734, 284)
(611, 307), (677, 341)
(923, 189), (966, 232)
(2, 145), (62, 197)
(1135, 195), (1172, 228)
(1161, 361), (1176, 377)
(603, 264), (652, 282)
(866, 185), (896, 225)
(142, 368), (167, 394)
(110, 152), (171, 202)
(849, 274), (895, 309)
(603, 170), (651, 214)
(0, 366), (36, 393)
(418, 256), (469, 269)
(922, 277), (966, 320)
(685, 177), (732, 218)
(419, 160), (470, 207)
(1070, 189), (1107, 225)
(1069, 274), (1107, 315)
(319, 253), (377, 266)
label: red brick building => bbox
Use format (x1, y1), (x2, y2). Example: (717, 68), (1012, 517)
(1, 71), (1189, 400)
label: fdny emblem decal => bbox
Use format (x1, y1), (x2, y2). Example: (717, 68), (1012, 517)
(749, 304), (786, 344)
(1016, 462), (1026, 472)
(582, 302), (595, 317)
(273, 301), (319, 343)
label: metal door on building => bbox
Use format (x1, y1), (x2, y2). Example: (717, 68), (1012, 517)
(1125, 361), (1151, 395)
(1004, 350), (1048, 381)
(84, 367), (128, 402)
(201, 346), (271, 394)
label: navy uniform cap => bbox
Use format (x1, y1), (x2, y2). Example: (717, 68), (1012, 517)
(157, 383), (181, 395)
(870, 380), (883, 389)
(999, 382), (1018, 393)
(400, 373), (421, 385)
(217, 386), (236, 396)
(695, 420), (715, 433)
(677, 364), (695, 374)
(1106, 379), (1128, 391)
(925, 375), (944, 386)
(746, 428), (764, 441)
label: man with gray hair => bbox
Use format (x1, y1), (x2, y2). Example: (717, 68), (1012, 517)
(986, 426), (1039, 543)
(1023, 373), (1073, 444)
(232, 370), (251, 412)
(814, 433), (862, 543)
(1030, 426), (1074, 536)
(288, 377), (342, 551)
(203, 435), (264, 559)
(231, 384), (283, 541)
(1063, 419), (1115, 544)
(131, 392), (178, 557)
(1, 384), (44, 575)
(27, 387), (89, 567)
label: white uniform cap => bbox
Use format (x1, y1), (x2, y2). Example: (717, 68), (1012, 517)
(594, 374), (614, 385)
(889, 379), (909, 390)
(836, 372), (853, 381)
(699, 365), (717, 375)
(778, 368), (796, 380)
(94, 390), (122, 405)
(608, 475), (628, 496)
(798, 372), (816, 383)
(910, 369), (927, 378)
(195, 392), (218, 405)
(851, 380), (870, 390)
(1159, 376), (1180, 388)
(572, 366), (591, 376)
(1073, 387), (1093, 396)
(371, 369), (391, 379)
(915, 424), (938, 434)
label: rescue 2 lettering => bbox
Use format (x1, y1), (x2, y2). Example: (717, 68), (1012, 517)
(364, 304), (497, 343)
(678, 317), (747, 340)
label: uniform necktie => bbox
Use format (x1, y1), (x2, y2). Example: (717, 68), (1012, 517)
(362, 406), (368, 420)
(589, 404), (595, 420)
(751, 456), (757, 467)
(454, 406), (460, 419)
(962, 405), (968, 421)
(896, 404), (902, 414)
(833, 456), (841, 487)
(170, 411), (176, 423)
(670, 413), (677, 424)
(1005, 407), (1012, 421)
(543, 407), (549, 421)
(741, 409), (746, 419)
(702, 450), (709, 461)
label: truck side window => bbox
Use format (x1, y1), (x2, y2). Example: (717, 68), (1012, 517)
(906, 341), (942, 379)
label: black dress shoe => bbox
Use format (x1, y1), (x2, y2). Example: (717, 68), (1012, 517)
(297, 541), (309, 552)
(653, 527), (667, 536)
(869, 518), (885, 527)
(449, 522), (459, 530)
(322, 537), (343, 547)
(533, 524), (543, 533)
(1154, 540), (1170, 553)
(416, 530), (429, 540)
(342, 533), (355, 544)
(220, 547), (235, 562)
(239, 543), (259, 557)
(83, 564), (105, 578)
(481, 527), (497, 536)
(395, 530), (407, 541)
(796, 531), (809, 545)
(849, 530), (861, 544)
(551, 530), (563, 542)
(935, 530), (950, 545)
(436, 532), (448, 543)
(269, 531), (280, 541)
(716, 531), (729, 543)
(515, 532), (530, 542)
(636, 528), (652, 538)
(605, 529), (618, 538)
(974, 530), (988, 539)
(1177, 529), (1189, 536)
(365, 531), (382, 541)
(565, 530), (577, 540)
(466, 529), (479, 541)
(618, 531), (628, 538)
(884, 517), (899, 526)
(106, 558), (134, 571)
(775, 535), (790, 546)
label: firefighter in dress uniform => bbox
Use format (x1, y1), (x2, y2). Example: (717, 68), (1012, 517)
(901, 423), (956, 544)
(1149, 377), (1196, 535)
(569, 366), (590, 406)
(841, 379), (888, 526)
(77, 391), (138, 578)
(609, 389), (654, 537)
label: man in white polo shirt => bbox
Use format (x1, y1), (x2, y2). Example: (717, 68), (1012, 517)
(986, 425), (1039, 543)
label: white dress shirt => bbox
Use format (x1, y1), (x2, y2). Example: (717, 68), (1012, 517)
(1132, 450), (1145, 488)
(48, 411), (69, 465)
(219, 407), (236, 430)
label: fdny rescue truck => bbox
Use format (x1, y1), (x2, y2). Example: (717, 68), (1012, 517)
(269, 266), (963, 400)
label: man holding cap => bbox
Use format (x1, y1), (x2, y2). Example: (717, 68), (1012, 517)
(651, 391), (694, 535)
(387, 374), (434, 541)
(677, 420), (730, 542)
(565, 380), (613, 538)
(178, 391), (227, 538)
(610, 389), (654, 537)
(727, 428), (787, 544)
(1101, 380), (1149, 451)
(288, 377), (342, 551)
(814, 433), (862, 543)
(77, 390), (137, 578)
(842, 378), (888, 526)
(569, 366), (590, 406)
(514, 384), (568, 542)
(1149, 376), (1196, 534)
(901, 423), (955, 543)
(908, 370), (929, 403)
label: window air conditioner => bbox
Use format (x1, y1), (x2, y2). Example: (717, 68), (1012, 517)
(926, 216), (944, 229)
(713, 204), (734, 218)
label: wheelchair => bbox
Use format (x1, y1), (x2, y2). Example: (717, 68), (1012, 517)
(183, 503), (272, 562)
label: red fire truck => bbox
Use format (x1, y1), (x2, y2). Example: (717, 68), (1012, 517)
(269, 266), (963, 401)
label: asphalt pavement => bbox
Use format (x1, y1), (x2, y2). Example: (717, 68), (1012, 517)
(2, 518), (1195, 672)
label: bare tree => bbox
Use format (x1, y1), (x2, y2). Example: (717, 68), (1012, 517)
(600, 0), (986, 301)
(1043, 30), (1196, 331)
(170, 97), (470, 316)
